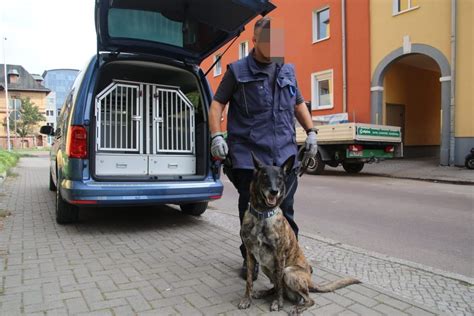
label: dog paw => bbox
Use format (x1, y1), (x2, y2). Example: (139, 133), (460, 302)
(270, 299), (283, 311)
(290, 306), (302, 316)
(238, 297), (251, 309)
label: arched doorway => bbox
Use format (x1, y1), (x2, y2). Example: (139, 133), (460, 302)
(371, 44), (451, 165)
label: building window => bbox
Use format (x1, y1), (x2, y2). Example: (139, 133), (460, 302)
(393, 0), (419, 15)
(239, 41), (249, 59)
(311, 70), (333, 110)
(213, 54), (222, 77)
(313, 7), (330, 43)
(57, 109), (61, 116)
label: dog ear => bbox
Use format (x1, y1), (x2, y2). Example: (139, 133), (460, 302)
(282, 155), (295, 176)
(251, 152), (263, 170)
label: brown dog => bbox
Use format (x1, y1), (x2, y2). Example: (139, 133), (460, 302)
(238, 154), (360, 315)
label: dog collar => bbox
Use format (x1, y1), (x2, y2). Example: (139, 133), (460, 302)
(248, 204), (279, 219)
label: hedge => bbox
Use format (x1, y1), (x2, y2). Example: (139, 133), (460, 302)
(0, 151), (20, 174)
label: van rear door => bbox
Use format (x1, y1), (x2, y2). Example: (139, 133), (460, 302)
(95, 0), (276, 64)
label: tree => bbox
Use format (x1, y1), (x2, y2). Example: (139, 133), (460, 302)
(9, 97), (45, 148)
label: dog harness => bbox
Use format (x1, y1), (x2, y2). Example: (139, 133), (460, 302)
(248, 203), (279, 219)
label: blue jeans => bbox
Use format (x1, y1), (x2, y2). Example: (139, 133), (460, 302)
(230, 168), (299, 260)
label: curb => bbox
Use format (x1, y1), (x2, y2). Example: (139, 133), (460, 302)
(367, 173), (474, 186)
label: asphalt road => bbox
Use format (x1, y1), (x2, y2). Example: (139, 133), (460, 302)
(210, 172), (474, 278)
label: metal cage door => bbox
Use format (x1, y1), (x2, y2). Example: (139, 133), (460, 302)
(95, 82), (143, 153)
(152, 87), (195, 155)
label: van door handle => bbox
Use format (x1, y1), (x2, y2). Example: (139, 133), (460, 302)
(116, 163), (127, 169)
(168, 163), (178, 169)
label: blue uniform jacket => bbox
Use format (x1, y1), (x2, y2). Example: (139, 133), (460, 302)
(227, 54), (300, 169)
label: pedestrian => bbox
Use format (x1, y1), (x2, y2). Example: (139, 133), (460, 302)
(208, 17), (318, 280)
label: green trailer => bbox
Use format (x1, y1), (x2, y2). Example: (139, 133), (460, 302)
(296, 123), (403, 175)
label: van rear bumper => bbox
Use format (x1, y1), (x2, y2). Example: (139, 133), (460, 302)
(60, 178), (223, 206)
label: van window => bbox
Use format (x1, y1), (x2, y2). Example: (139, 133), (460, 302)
(108, 8), (226, 53)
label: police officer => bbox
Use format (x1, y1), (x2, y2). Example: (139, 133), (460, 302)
(209, 17), (318, 280)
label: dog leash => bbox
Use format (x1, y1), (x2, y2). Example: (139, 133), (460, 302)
(280, 147), (310, 201)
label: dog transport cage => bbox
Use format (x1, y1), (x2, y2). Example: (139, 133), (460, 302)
(95, 80), (196, 176)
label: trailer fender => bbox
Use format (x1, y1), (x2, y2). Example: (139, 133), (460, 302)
(318, 146), (331, 161)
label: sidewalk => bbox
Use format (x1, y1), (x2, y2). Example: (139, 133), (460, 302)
(327, 157), (474, 185)
(0, 156), (469, 315)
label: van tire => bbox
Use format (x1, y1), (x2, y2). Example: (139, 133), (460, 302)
(180, 202), (208, 216)
(305, 153), (325, 175)
(342, 162), (364, 174)
(56, 187), (79, 224)
(49, 172), (57, 191)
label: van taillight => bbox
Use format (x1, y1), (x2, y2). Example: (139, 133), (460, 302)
(385, 145), (395, 153)
(66, 126), (88, 159)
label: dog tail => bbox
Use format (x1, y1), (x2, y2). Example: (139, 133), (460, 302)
(309, 277), (361, 293)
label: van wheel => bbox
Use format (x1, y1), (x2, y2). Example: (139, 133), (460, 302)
(49, 172), (57, 191)
(180, 202), (208, 216)
(56, 187), (79, 224)
(342, 162), (364, 174)
(305, 153), (325, 175)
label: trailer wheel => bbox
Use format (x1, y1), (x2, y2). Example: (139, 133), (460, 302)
(342, 162), (364, 174)
(180, 202), (208, 216)
(465, 157), (474, 170)
(305, 153), (325, 175)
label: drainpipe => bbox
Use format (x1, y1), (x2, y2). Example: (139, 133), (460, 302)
(449, 0), (456, 165)
(342, 0), (347, 115)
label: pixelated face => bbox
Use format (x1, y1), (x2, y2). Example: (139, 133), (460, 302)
(253, 18), (285, 63)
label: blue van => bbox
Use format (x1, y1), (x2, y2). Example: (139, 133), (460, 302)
(40, 0), (275, 224)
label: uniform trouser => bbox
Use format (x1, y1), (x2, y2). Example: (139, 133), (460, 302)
(230, 168), (299, 260)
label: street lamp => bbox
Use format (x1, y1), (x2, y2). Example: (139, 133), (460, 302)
(2, 36), (11, 151)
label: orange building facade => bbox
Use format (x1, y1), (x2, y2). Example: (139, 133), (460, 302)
(201, 0), (371, 127)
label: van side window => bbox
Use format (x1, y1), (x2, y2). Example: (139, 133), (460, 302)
(56, 91), (74, 136)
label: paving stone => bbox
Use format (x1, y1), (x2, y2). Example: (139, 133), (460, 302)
(23, 290), (43, 305)
(405, 306), (437, 316)
(77, 310), (113, 316)
(46, 308), (69, 316)
(65, 297), (89, 314)
(373, 303), (410, 316)
(374, 293), (411, 310)
(348, 303), (384, 316)
(103, 289), (140, 300)
(350, 284), (380, 298)
(112, 305), (134, 316)
(312, 303), (346, 315)
(174, 302), (204, 315)
(184, 293), (213, 308)
(89, 298), (127, 310)
(336, 310), (359, 316)
(344, 291), (378, 307)
(150, 296), (185, 308)
(322, 292), (355, 307)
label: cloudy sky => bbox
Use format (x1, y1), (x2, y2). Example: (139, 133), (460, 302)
(1, 0), (96, 75)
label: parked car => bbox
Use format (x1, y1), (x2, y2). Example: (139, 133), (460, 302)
(40, 0), (276, 224)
